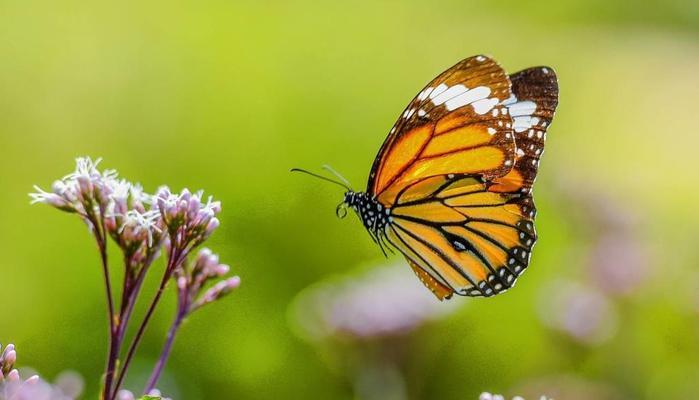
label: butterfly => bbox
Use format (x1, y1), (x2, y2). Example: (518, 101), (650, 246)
(294, 55), (559, 300)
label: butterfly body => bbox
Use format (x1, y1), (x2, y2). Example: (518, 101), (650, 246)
(344, 191), (391, 233)
(305, 55), (559, 300)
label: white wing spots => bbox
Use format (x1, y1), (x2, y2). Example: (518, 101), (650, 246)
(516, 148), (525, 157)
(506, 100), (540, 132)
(492, 108), (499, 117)
(390, 126), (396, 134)
(428, 83), (449, 100)
(542, 67), (550, 74)
(417, 109), (426, 117)
(507, 100), (536, 117)
(476, 55), (486, 62)
(487, 127), (497, 135)
(537, 130), (543, 139)
(513, 116), (541, 132)
(502, 94), (517, 106)
(527, 129), (534, 138)
(432, 84), (469, 106)
(444, 86), (491, 111)
(417, 87), (434, 101)
(471, 97), (499, 114)
(404, 108), (416, 119)
(504, 159), (513, 166)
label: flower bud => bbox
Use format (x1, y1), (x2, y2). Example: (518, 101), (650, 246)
(116, 389), (136, 400)
(7, 369), (19, 382)
(177, 276), (188, 290)
(205, 217), (220, 236)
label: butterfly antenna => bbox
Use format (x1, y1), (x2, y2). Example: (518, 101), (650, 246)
(290, 168), (352, 191)
(322, 165), (354, 191)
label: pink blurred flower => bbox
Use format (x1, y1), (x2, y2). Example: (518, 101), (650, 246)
(0, 343), (83, 400)
(116, 388), (171, 400)
(291, 262), (460, 340)
(479, 393), (552, 400)
(538, 280), (618, 345)
(587, 233), (649, 297)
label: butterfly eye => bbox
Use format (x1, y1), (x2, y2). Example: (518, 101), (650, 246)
(335, 202), (348, 219)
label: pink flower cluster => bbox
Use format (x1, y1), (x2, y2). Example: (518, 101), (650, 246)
(30, 157), (240, 399)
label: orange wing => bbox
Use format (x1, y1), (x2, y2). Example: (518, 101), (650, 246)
(367, 55), (516, 205)
(384, 175), (537, 297)
(407, 258), (454, 300)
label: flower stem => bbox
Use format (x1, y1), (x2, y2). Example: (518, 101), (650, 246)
(110, 245), (184, 399)
(94, 223), (118, 400)
(144, 309), (185, 393)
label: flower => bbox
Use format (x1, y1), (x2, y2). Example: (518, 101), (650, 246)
(0, 343), (18, 379)
(30, 157), (238, 397)
(155, 187), (221, 247)
(537, 280), (618, 345)
(587, 233), (649, 297)
(115, 389), (171, 400)
(30, 157), (118, 218)
(0, 344), (83, 400)
(291, 262), (460, 340)
(176, 248), (240, 315)
(479, 393), (552, 400)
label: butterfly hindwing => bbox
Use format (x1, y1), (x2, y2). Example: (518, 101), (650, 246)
(385, 175), (535, 297)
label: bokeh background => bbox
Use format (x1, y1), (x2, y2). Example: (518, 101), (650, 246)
(1, 0), (698, 399)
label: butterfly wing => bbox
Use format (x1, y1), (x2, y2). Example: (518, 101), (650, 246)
(490, 67), (559, 195)
(370, 59), (558, 299)
(385, 175), (537, 297)
(367, 55), (516, 206)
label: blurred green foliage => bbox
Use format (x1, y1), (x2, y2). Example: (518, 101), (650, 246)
(1, 0), (698, 399)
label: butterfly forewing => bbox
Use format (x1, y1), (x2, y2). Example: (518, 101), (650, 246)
(490, 67), (559, 196)
(367, 55), (517, 204)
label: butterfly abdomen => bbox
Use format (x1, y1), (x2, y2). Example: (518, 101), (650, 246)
(344, 191), (391, 233)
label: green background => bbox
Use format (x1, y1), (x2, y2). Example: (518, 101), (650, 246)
(1, 0), (698, 399)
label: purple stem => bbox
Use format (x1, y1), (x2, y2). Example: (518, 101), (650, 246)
(117, 256), (154, 343)
(110, 244), (186, 399)
(94, 222), (118, 400)
(88, 213), (117, 400)
(144, 308), (186, 393)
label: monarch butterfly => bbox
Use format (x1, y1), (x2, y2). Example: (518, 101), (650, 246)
(294, 55), (559, 300)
